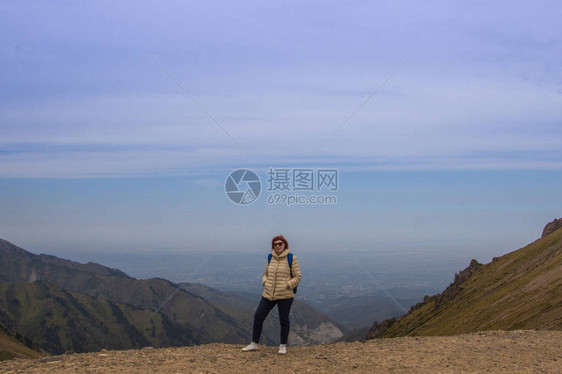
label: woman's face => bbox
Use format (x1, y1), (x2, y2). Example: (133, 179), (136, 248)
(273, 240), (285, 254)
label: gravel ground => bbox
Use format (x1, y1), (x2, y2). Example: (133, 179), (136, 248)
(1, 330), (560, 373)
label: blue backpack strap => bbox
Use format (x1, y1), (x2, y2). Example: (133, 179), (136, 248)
(288, 253), (294, 278)
(287, 253), (297, 294)
(268, 253), (272, 263)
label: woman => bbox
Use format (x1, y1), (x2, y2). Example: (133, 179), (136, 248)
(242, 235), (301, 354)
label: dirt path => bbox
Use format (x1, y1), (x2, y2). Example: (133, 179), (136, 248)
(1, 330), (560, 373)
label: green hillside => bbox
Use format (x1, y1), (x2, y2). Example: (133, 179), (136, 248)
(0, 280), (221, 354)
(367, 226), (562, 338)
(0, 239), (253, 353)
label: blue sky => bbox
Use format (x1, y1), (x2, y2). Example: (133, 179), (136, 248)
(1, 1), (561, 268)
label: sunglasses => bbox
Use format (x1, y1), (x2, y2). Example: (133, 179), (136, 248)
(273, 242), (285, 247)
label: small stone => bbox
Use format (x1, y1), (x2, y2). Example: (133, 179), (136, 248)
(40, 357), (63, 363)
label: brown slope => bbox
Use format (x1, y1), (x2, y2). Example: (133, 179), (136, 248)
(367, 225), (562, 338)
(0, 324), (45, 361)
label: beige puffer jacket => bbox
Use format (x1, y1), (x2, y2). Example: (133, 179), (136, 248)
(262, 248), (301, 301)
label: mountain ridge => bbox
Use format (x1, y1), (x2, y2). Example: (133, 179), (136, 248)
(0, 239), (129, 281)
(0, 238), (343, 356)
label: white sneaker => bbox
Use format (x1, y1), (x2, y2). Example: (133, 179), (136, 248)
(278, 344), (287, 354)
(242, 342), (258, 352)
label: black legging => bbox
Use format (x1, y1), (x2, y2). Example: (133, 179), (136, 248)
(252, 296), (294, 344)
